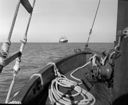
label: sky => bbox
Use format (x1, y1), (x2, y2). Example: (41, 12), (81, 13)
(0, 0), (118, 42)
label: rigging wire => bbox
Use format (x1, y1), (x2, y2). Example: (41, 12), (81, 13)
(85, 0), (101, 48)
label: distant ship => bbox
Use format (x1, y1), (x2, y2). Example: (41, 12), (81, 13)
(59, 36), (68, 43)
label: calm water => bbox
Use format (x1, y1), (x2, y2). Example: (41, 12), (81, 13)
(0, 43), (113, 103)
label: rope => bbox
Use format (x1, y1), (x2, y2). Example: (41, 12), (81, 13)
(5, 73), (17, 104)
(109, 33), (126, 61)
(5, 57), (21, 103)
(48, 49), (120, 104)
(48, 62), (96, 105)
(47, 62), (61, 77)
(30, 73), (43, 85)
(85, 0), (101, 48)
(70, 61), (91, 83)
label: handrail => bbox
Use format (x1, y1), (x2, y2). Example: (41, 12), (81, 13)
(5, 0), (36, 103)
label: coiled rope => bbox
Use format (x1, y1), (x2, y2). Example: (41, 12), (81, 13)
(48, 50), (119, 105)
(48, 60), (96, 105)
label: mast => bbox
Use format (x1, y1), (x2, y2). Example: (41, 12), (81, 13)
(113, 0), (128, 100)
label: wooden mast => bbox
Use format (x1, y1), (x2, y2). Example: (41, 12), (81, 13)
(113, 0), (128, 101)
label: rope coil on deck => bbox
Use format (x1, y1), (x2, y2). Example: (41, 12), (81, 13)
(48, 62), (96, 105)
(48, 48), (121, 105)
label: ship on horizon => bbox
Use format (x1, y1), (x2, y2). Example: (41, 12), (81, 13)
(59, 36), (68, 43)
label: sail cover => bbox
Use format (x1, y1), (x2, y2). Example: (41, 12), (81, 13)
(20, 0), (33, 13)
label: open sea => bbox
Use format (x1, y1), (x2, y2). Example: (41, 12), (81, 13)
(0, 42), (113, 103)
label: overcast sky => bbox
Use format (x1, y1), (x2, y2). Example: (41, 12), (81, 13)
(0, 0), (118, 42)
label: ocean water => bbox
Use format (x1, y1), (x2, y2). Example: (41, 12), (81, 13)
(0, 43), (113, 103)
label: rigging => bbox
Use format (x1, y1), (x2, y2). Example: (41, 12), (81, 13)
(85, 0), (101, 48)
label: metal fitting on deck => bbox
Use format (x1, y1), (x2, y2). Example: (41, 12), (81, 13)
(123, 27), (128, 38)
